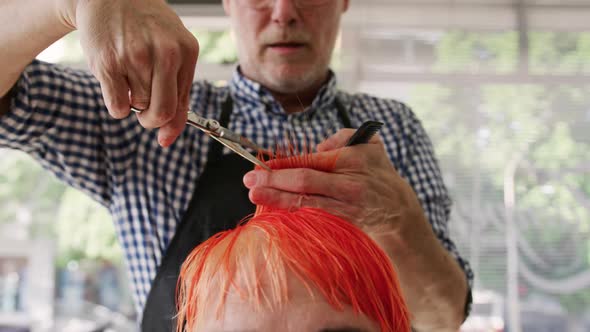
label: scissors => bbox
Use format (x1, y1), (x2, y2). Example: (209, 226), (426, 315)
(131, 108), (271, 171)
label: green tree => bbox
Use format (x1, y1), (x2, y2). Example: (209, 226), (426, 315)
(408, 30), (590, 315)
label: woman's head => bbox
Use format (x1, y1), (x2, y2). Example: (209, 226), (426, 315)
(176, 206), (410, 332)
(176, 145), (410, 331)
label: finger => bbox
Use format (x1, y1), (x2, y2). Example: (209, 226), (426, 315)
(248, 187), (348, 214)
(97, 72), (131, 119)
(157, 104), (187, 147)
(156, 41), (197, 147)
(137, 48), (179, 129)
(317, 128), (355, 152)
(127, 63), (153, 110)
(125, 40), (154, 110)
(177, 36), (199, 114)
(317, 128), (382, 152)
(243, 168), (357, 202)
(246, 146), (365, 175)
(150, 66), (180, 145)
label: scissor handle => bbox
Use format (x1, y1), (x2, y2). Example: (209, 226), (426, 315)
(132, 108), (266, 156)
(185, 112), (216, 133)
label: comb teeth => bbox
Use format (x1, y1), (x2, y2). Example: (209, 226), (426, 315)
(345, 121), (384, 146)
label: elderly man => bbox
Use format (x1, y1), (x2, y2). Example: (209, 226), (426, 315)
(0, 0), (472, 331)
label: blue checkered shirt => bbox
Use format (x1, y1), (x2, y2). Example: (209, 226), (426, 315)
(0, 60), (473, 316)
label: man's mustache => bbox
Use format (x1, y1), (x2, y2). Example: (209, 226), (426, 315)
(260, 30), (310, 45)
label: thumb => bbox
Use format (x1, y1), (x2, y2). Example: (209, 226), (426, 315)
(317, 129), (357, 152)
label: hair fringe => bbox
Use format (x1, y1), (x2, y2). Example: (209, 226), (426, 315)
(176, 138), (411, 332)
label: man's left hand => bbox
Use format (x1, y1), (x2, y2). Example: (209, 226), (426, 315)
(242, 129), (425, 234)
(243, 129), (470, 330)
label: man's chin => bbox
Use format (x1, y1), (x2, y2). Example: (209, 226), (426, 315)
(262, 66), (326, 94)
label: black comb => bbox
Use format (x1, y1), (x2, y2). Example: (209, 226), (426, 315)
(345, 121), (384, 146)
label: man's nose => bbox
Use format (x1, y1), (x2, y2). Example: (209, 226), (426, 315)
(271, 0), (299, 27)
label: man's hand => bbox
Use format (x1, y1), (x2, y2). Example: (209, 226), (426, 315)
(61, 0), (199, 146)
(242, 129), (424, 235)
(243, 129), (469, 330)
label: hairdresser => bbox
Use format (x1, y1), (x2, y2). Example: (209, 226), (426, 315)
(0, 0), (471, 330)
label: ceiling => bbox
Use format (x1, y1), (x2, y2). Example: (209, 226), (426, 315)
(168, 0), (590, 6)
(172, 0), (590, 31)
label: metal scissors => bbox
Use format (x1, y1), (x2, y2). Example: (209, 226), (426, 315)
(131, 108), (271, 171)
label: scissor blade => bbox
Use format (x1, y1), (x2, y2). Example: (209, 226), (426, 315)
(210, 135), (272, 171)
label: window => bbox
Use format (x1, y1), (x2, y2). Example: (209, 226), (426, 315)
(2, 1), (588, 331)
(346, 2), (590, 330)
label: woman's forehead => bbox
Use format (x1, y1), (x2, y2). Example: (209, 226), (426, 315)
(203, 294), (377, 332)
(199, 271), (377, 332)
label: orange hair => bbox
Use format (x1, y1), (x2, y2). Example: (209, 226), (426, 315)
(175, 143), (411, 332)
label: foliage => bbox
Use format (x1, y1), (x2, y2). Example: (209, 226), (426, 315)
(0, 150), (66, 237)
(433, 31), (518, 73)
(0, 150), (120, 267)
(529, 32), (590, 74)
(54, 188), (123, 268)
(191, 29), (238, 64)
(409, 30), (590, 315)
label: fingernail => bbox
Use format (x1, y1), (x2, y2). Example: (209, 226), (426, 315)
(158, 136), (174, 147)
(243, 172), (257, 187)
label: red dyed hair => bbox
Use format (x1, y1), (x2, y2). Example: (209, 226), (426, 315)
(175, 144), (411, 332)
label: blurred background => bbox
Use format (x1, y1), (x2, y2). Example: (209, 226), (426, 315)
(1, 0), (589, 331)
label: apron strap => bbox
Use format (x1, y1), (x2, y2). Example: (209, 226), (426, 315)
(334, 96), (353, 129)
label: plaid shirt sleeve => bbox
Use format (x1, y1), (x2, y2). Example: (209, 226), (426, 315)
(0, 60), (142, 207)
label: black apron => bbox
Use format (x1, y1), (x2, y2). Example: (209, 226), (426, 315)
(141, 95), (351, 332)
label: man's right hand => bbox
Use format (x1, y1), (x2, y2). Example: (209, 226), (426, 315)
(61, 0), (200, 146)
